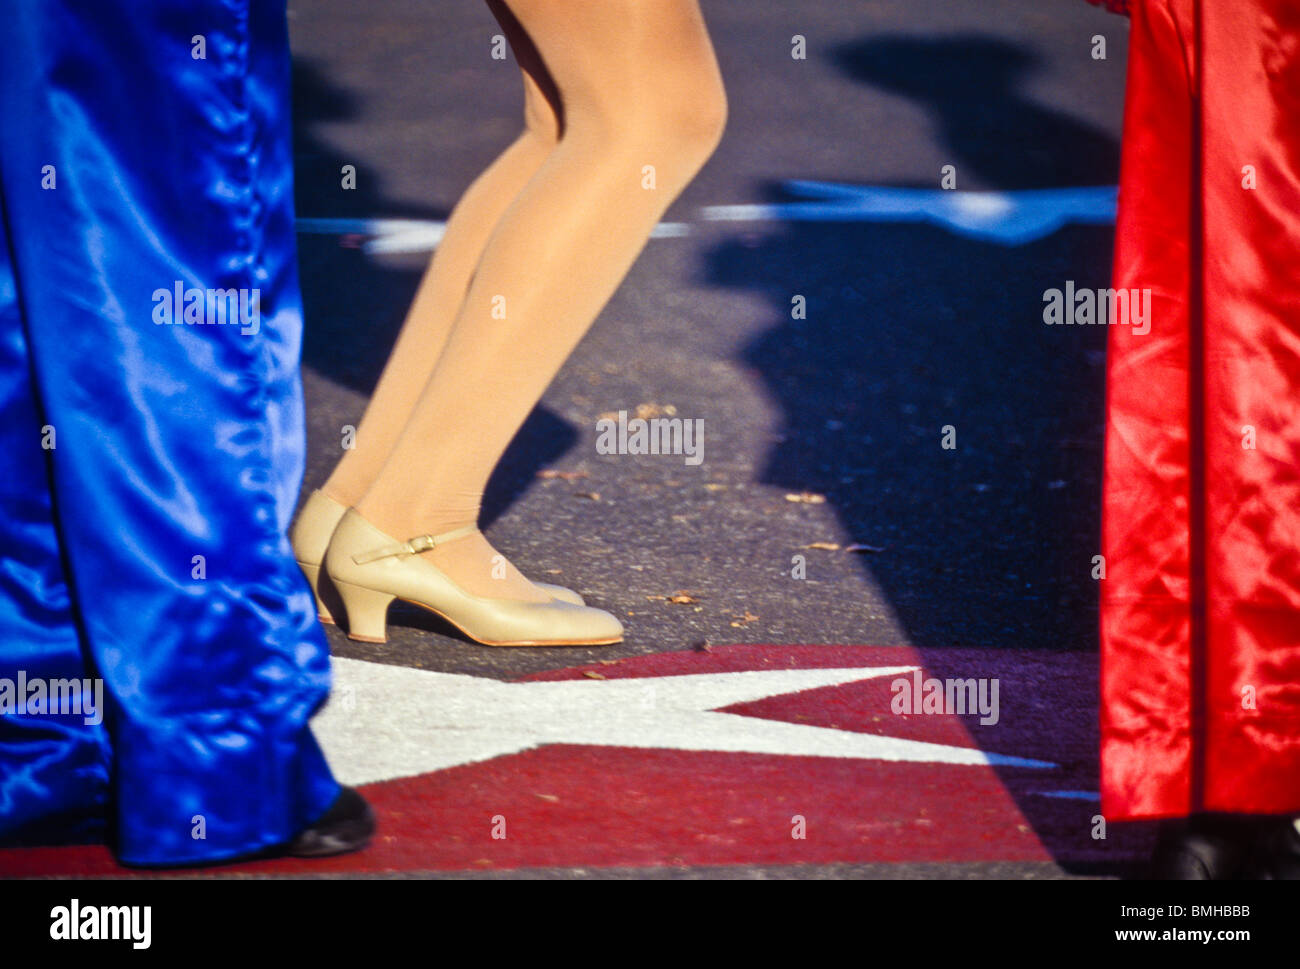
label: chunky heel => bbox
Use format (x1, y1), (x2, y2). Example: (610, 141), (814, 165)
(334, 580), (396, 644)
(297, 561), (334, 624)
(291, 489), (586, 625)
(323, 509), (623, 647)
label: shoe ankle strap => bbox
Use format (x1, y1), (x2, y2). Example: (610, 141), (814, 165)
(351, 524), (479, 565)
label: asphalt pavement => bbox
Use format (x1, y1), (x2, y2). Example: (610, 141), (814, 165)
(285, 0), (1140, 878)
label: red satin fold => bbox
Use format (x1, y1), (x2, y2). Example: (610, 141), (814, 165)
(1101, 0), (1300, 819)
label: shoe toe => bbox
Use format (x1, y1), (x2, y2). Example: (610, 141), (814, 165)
(536, 582), (585, 606)
(575, 603), (623, 643)
(287, 786), (376, 858)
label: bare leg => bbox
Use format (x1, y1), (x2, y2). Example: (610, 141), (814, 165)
(320, 0), (563, 508)
(354, 0), (727, 601)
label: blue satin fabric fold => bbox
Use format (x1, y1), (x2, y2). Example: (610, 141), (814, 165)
(0, 0), (338, 864)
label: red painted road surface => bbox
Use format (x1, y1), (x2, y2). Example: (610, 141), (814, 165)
(0, 646), (1153, 876)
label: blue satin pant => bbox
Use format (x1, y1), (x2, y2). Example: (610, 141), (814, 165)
(0, 0), (339, 865)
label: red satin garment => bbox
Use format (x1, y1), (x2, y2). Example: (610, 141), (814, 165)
(1101, 0), (1300, 820)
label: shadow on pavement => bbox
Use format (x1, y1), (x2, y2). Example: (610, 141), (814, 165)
(701, 33), (1154, 873)
(834, 35), (1120, 188)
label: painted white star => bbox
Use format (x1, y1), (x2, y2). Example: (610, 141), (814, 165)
(312, 657), (1055, 786)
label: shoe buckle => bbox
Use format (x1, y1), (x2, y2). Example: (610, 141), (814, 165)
(350, 524), (478, 565)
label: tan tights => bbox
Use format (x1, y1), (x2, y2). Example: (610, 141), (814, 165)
(319, 0), (726, 600)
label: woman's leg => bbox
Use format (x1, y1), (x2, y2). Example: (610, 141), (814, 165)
(320, 0), (563, 508)
(354, 0), (727, 601)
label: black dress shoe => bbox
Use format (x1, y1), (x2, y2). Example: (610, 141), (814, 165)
(119, 786), (376, 868)
(1150, 815), (1258, 880)
(284, 786), (375, 858)
(1249, 816), (1300, 880)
